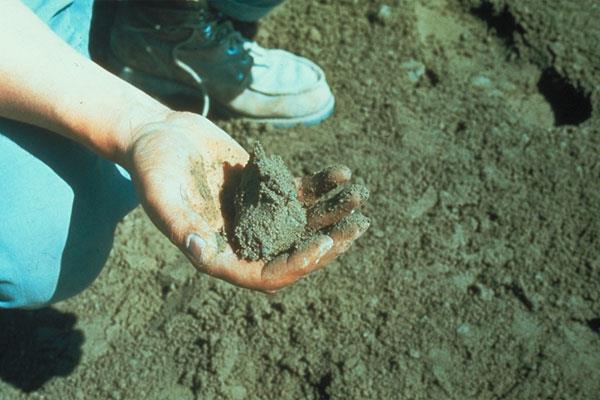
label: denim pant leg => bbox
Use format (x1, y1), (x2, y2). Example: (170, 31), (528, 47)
(209, 0), (286, 22)
(0, 0), (138, 309)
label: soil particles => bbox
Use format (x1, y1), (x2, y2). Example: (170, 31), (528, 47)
(234, 142), (307, 261)
(1, 0), (599, 399)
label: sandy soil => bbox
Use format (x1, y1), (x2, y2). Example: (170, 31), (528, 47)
(1, 0), (598, 399)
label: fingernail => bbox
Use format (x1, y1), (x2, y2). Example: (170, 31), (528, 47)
(326, 165), (352, 181)
(344, 184), (370, 203)
(313, 236), (334, 265)
(186, 233), (206, 263)
(318, 236), (334, 257)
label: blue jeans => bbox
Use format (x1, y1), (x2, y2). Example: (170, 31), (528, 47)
(0, 0), (138, 309)
(0, 0), (283, 309)
(210, 0), (284, 21)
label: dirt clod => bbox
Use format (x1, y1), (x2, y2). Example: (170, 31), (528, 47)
(233, 142), (306, 261)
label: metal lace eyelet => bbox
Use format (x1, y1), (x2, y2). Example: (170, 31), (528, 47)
(226, 46), (238, 55)
(203, 24), (212, 37)
(236, 71), (245, 82)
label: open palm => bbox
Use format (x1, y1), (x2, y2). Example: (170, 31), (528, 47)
(126, 112), (369, 292)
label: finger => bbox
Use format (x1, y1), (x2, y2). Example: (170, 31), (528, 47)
(315, 212), (370, 269)
(297, 165), (352, 205)
(196, 249), (266, 289)
(261, 234), (334, 289)
(307, 184), (369, 230)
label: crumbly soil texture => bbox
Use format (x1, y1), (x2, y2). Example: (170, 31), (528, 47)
(1, 1), (599, 399)
(233, 142), (307, 261)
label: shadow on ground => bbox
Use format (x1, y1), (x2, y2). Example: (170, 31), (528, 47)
(0, 308), (83, 392)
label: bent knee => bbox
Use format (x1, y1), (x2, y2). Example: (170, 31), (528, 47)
(0, 252), (104, 309)
(0, 267), (58, 309)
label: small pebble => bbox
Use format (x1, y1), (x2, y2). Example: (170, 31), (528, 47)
(372, 228), (385, 238)
(409, 349), (421, 359)
(457, 323), (471, 336)
(308, 27), (322, 42)
(376, 4), (393, 24)
(401, 59), (426, 83)
(187, 297), (204, 318)
(158, 263), (194, 287)
(472, 75), (492, 88)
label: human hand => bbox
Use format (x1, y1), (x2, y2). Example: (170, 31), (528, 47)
(124, 112), (369, 292)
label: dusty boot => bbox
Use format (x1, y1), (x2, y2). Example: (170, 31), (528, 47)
(109, 1), (334, 127)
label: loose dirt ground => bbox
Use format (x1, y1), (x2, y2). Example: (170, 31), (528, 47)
(1, 0), (598, 399)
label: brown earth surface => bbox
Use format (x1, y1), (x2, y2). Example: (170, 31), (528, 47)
(1, 0), (599, 399)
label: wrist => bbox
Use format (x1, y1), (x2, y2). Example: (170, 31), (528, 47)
(109, 97), (172, 167)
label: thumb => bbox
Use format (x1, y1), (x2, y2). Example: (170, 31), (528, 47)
(170, 207), (219, 267)
(135, 177), (219, 268)
(184, 230), (219, 268)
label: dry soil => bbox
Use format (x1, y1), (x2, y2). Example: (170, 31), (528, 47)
(0, 0), (598, 399)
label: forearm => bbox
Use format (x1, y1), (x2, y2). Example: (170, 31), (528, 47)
(0, 0), (171, 165)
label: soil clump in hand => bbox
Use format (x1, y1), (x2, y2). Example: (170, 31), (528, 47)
(233, 142), (307, 261)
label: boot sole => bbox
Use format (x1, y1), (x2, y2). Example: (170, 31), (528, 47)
(212, 95), (335, 129)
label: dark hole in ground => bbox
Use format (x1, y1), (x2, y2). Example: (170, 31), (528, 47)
(471, 1), (525, 48)
(455, 121), (467, 133)
(315, 371), (333, 400)
(487, 211), (498, 222)
(587, 318), (600, 334)
(468, 284), (481, 296)
(537, 67), (592, 126)
(506, 284), (534, 312)
(271, 302), (285, 314)
(426, 68), (440, 86)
